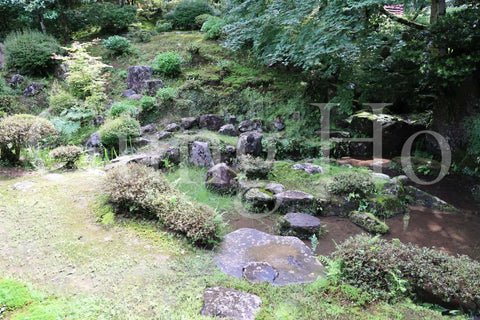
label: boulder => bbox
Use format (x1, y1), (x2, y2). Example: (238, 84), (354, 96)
(201, 286), (262, 320)
(23, 82), (45, 96)
(144, 79), (164, 96)
(237, 131), (263, 157)
(215, 228), (325, 285)
(121, 89), (137, 97)
(238, 119), (262, 133)
(127, 65), (152, 92)
(206, 163), (237, 193)
(140, 123), (157, 135)
(313, 130), (350, 138)
(291, 163), (323, 175)
(181, 117), (197, 129)
(164, 123), (180, 132)
(265, 182), (285, 195)
(83, 132), (101, 148)
(132, 137), (150, 148)
(349, 211), (389, 234)
(218, 124), (238, 136)
(104, 148), (180, 170)
(190, 141), (214, 167)
(278, 212), (322, 239)
(229, 115), (238, 125)
(243, 188), (274, 212)
(91, 115), (106, 126)
(405, 186), (458, 212)
(372, 172), (391, 180)
(8, 74), (24, 88)
(155, 131), (172, 140)
(368, 194), (406, 218)
(199, 114), (224, 131)
(272, 117), (285, 131)
(274, 190), (316, 214)
(242, 261), (278, 284)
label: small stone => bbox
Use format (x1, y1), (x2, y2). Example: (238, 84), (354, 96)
(155, 131), (173, 140)
(243, 261), (278, 284)
(272, 117), (285, 131)
(9, 74), (24, 87)
(128, 94), (143, 100)
(165, 123), (180, 132)
(121, 89), (137, 97)
(279, 212), (322, 239)
(23, 82), (45, 96)
(372, 172), (391, 180)
(218, 124), (238, 136)
(141, 123), (157, 134)
(201, 286), (262, 320)
(291, 163), (323, 175)
(190, 141), (214, 168)
(181, 117), (197, 129)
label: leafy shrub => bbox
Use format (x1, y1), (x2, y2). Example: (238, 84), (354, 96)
(185, 42), (200, 55)
(328, 171), (376, 196)
(99, 116), (141, 148)
(153, 52), (183, 76)
(108, 100), (138, 118)
(0, 75), (10, 94)
(81, 3), (137, 34)
(155, 20), (173, 32)
(156, 87), (178, 101)
(4, 30), (61, 75)
(55, 41), (110, 100)
(132, 29), (152, 43)
(194, 14), (213, 26)
(333, 235), (480, 310)
(0, 95), (18, 115)
(172, 0), (213, 30)
(0, 114), (57, 164)
(103, 164), (223, 245)
(103, 36), (131, 54)
(140, 96), (157, 111)
(49, 145), (83, 168)
(201, 16), (225, 40)
(48, 81), (81, 114)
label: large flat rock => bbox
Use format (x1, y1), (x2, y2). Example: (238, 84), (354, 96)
(215, 228), (325, 285)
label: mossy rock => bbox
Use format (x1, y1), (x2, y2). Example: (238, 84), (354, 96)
(368, 194), (406, 218)
(404, 186), (458, 212)
(349, 211), (389, 235)
(242, 188), (274, 213)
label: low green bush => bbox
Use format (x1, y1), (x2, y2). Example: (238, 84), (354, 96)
(328, 171), (376, 197)
(99, 116), (141, 148)
(103, 164), (223, 246)
(108, 100), (138, 118)
(155, 20), (173, 32)
(4, 29), (62, 75)
(333, 235), (480, 311)
(0, 114), (57, 164)
(103, 36), (131, 55)
(201, 16), (226, 40)
(172, 0), (213, 30)
(49, 145), (83, 168)
(48, 82), (81, 114)
(153, 52), (183, 77)
(156, 87), (178, 101)
(0, 95), (18, 115)
(132, 29), (152, 43)
(194, 14), (213, 26)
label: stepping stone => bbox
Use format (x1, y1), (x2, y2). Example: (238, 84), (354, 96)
(243, 188), (274, 212)
(274, 190), (315, 214)
(201, 286), (262, 320)
(215, 228), (325, 285)
(291, 163), (323, 175)
(242, 261), (278, 284)
(278, 212), (321, 239)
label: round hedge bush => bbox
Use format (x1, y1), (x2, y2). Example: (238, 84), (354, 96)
(327, 171), (376, 196)
(49, 145), (83, 168)
(153, 52), (183, 77)
(4, 30), (62, 75)
(99, 116), (141, 148)
(103, 35), (131, 55)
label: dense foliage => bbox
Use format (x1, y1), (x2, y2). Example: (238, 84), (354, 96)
(333, 235), (480, 311)
(4, 30), (61, 75)
(103, 164), (223, 246)
(0, 114), (57, 163)
(103, 36), (131, 55)
(153, 52), (183, 76)
(327, 171), (376, 196)
(99, 116), (141, 148)
(170, 0), (213, 30)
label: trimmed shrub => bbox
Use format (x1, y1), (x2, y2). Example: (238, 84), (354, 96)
(103, 164), (223, 246)
(108, 100), (138, 118)
(0, 114), (57, 164)
(103, 36), (131, 55)
(156, 87), (178, 101)
(155, 21), (173, 32)
(132, 29), (152, 43)
(49, 145), (83, 168)
(4, 30), (62, 75)
(172, 0), (213, 30)
(333, 235), (480, 310)
(201, 16), (226, 40)
(327, 171), (376, 196)
(99, 116), (141, 148)
(153, 52), (183, 77)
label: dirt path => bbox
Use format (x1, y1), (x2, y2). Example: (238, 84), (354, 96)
(0, 170), (187, 319)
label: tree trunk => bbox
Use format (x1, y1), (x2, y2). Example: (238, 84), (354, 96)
(430, 0), (446, 24)
(39, 15), (47, 34)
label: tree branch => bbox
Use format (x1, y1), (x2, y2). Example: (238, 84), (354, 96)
(380, 7), (427, 30)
